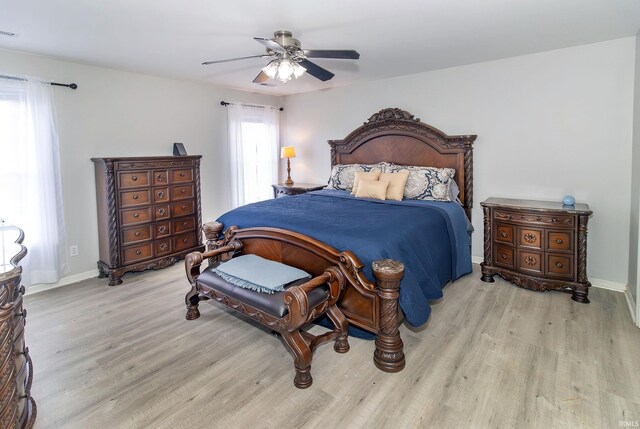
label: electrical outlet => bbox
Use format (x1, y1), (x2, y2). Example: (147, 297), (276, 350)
(69, 245), (78, 257)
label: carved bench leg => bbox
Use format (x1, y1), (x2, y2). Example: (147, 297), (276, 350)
(372, 259), (406, 373)
(185, 287), (200, 320)
(326, 305), (350, 353)
(281, 330), (313, 389)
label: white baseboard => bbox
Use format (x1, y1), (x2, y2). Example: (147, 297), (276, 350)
(25, 269), (99, 296)
(471, 256), (626, 293)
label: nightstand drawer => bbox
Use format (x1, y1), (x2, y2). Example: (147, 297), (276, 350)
(517, 250), (543, 275)
(518, 227), (542, 249)
(495, 223), (515, 244)
(546, 231), (573, 252)
(494, 244), (515, 269)
(546, 254), (573, 279)
(494, 210), (574, 229)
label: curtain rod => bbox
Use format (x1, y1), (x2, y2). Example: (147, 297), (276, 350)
(0, 74), (78, 89)
(220, 101), (283, 112)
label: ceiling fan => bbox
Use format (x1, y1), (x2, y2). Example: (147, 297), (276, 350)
(202, 30), (360, 85)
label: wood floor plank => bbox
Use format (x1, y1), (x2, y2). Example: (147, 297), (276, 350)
(24, 263), (640, 429)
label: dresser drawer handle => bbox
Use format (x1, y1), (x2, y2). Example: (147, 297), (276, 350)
(183, 238), (188, 243)
(158, 208), (166, 216)
(501, 254), (507, 260)
(132, 175), (138, 181)
(524, 256), (537, 266)
(134, 213), (140, 218)
(523, 233), (537, 243)
(135, 231), (141, 237)
(500, 232), (508, 238)
(159, 226), (167, 233)
(157, 173), (165, 181)
(132, 194), (139, 200)
(556, 238), (563, 244)
(180, 172), (186, 177)
(160, 243), (168, 250)
(181, 205), (186, 210)
(182, 221), (188, 226)
(181, 189), (186, 194)
(136, 250), (142, 255)
(556, 262), (563, 268)
(157, 191), (165, 198)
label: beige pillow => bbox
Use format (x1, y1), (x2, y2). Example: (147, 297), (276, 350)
(379, 171), (409, 201)
(351, 170), (381, 195)
(355, 179), (389, 200)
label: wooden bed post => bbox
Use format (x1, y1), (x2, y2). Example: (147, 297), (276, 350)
(372, 259), (406, 372)
(203, 221), (224, 265)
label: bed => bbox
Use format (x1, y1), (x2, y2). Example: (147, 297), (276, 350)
(189, 108), (477, 371)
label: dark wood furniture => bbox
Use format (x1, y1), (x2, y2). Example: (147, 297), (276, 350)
(206, 108), (476, 371)
(185, 227), (352, 388)
(272, 183), (326, 198)
(92, 156), (205, 286)
(0, 225), (36, 429)
(480, 197), (592, 303)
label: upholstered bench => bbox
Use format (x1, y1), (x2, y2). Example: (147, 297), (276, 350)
(184, 236), (350, 389)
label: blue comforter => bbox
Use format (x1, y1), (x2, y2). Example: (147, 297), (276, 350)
(217, 189), (472, 328)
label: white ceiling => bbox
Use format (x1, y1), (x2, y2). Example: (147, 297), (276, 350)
(1, 0), (639, 96)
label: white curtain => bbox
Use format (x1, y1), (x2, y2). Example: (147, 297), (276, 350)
(227, 104), (279, 208)
(0, 76), (69, 286)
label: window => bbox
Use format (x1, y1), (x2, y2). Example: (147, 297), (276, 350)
(0, 77), (68, 286)
(227, 104), (279, 207)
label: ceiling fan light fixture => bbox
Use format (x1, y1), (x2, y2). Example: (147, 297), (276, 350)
(262, 60), (279, 79)
(276, 59), (294, 82)
(292, 62), (306, 78)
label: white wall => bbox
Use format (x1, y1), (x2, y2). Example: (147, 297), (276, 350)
(0, 49), (280, 285)
(629, 33), (640, 323)
(282, 38), (635, 285)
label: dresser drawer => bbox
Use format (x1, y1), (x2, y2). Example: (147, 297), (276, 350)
(154, 221), (171, 238)
(518, 227), (542, 249)
(155, 239), (172, 256)
(546, 230), (573, 253)
(154, 205), (170, 220)
(517, 250), (543, 275)
(494, 244), (515, 269)
(122, 243), (153, 264)
(495, 223), (515, 244)
(122, 225), (152, 245)
(172, 169), (193, 183)
(173, 200), (195, 217)
(153, 187), (170, 203)
(546, 254), (573, 279)
(171, 185), (194, 201)
(153, 170), (169, 185)
(118, 171), (150, 189)
(173, 232), (197, 252)
(494, 210), (574, 229)
(121, 207), (152, 226)
(120, 189), (151, 207)
(173, 216), (195, 234)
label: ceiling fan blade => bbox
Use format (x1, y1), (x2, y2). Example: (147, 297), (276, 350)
(299, 59), (335, 81)
(303, 50), (360, 60)
(254, 37), (286, 53)
(252, 71), (270, 84)
(202, 55), (269, 65)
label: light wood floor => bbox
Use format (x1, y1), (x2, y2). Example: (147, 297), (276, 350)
(25, 264), (640, 429)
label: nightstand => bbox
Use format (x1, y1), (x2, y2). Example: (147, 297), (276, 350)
(480, 197), (592, 303)
(272, 183), (325, 198)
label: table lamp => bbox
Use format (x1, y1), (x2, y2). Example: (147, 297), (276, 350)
(281, 146), (296, 186)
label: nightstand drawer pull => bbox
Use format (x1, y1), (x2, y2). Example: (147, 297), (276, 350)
(132, 176), (138, 181)
(134, 213), (140, 218)
(136, 250), (141, 255)
(135, 231), (140, 237)
(556, 239), (563, 244)
(180, 172), (185, 177)
(132, 194), (139, 200)
(500, 232), (507, 238)
(556, 262), (563, 268)
(501, 254), (507, 260)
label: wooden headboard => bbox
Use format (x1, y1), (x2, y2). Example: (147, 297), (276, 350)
(328, 108), (477, 219)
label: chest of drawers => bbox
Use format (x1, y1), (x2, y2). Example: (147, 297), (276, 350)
(480, 198), (592, 303)
(92, 156), (204, 286)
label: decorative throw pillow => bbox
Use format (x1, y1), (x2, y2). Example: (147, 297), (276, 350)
(379, 171), (410, 201)
(351, 170), (381, 195)
(326, 163), (380, 192)
(355, 179), (389, 200)
(387, 165), (456, 201)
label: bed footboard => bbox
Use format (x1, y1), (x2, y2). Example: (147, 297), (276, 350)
(201, 222), (406, 372)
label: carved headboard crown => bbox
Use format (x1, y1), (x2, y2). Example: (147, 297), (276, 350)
(328, 108), (477, 220)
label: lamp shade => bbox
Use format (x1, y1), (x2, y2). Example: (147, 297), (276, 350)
(280, 146), (296, 159)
